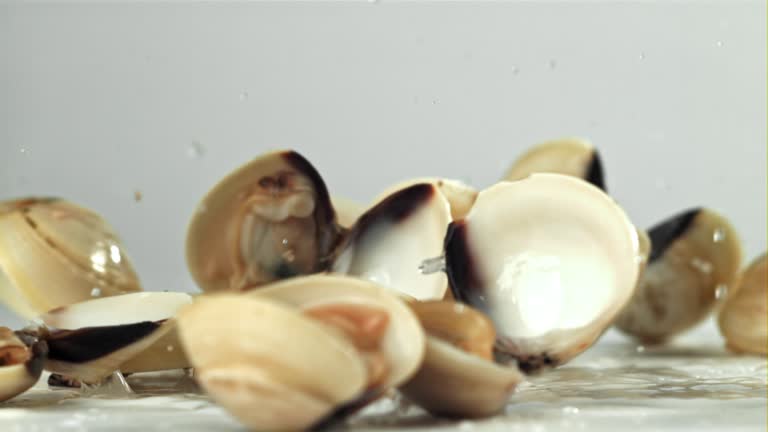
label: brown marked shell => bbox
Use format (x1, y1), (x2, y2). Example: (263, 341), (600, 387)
(502, 138), (605, 190)
(718, 253), (766, 355)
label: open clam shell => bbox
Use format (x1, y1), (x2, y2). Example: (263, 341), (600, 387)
(371, 178), (478, 221)
(615, 208), (742, 343)
(718, 253), (767, 355)
(186, 150), (341, 293)
(332, 183), (452, 300)
(401, 301), (523, 418)
(40, 292), (192, 383)
(176, 294), (369, 432)
(251, 274), (426, 391)
(502, 138), (605, 190)
(0, 198), (141, 319)
(0, 328), (46, 402)
(446, 174), (639, 372)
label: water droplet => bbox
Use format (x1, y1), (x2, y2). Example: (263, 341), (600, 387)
(639, 52), (646, 60)
(431, 99), (439, 105)
(187, 141), (205, 158)
(635, 254), (647, 265)
(19, 148), (27, 154)
(133, 190), (143, 202)
(562, 406), (580, 415)
(238, 91), (249, 101)
(715, 284), (728, 299)
(90, 288), (102, 297)
(281, 238), (289, 246)
(713, 228), (726, 243)
(636, 345), (646, 353)
(166, 345), (175, 352)
(690, 257), (713, 274)
(548, 59), (557, 69)
(715, 41), (724, 48)
(511, 66), (520, 75)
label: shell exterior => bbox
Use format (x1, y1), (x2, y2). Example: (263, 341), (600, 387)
(502, 138), (605, 190)
(186, 150), (341, 293)
(251, 274), (426, 390)
(176, 294), (368, 432)
(0, 198), (141, 319)
(331, 196), (365, 228)
(332, 183), (451, 300)
(0, 328), (46, 402)
(400, 301), (523, 418)
(615, 208), (742, 344)
(718, 253), (767, 355)
(40, 292), (192, 383)
(446, 174), (639, 372)
(371, 178), (478, 221)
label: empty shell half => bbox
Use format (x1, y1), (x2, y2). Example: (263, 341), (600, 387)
(332, 183), (452, 300)
(0, 327), (46, 402)
(445, 174), (639, 373)
(371, 178), (478, 221)
(400, 301), (523, 418)
(502, 138), (606, 191)
(40, 292), (193, 383)
(186, 150), (342, 293)
(176, 294), (369, 432)
(615, 208), (742, 344)
(718, 253), (767, 355)
(0, 198), (142, 319)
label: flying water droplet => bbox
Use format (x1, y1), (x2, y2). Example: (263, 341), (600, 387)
(238, 91), (249, 101)
(19, 148), (27, 154)
(639, 52), (646, 60)
(715, 41), (724, 48)
(713, 228), (726, 243)
(187, 141), (205, 158)
(548, 59), (557, 69)
(511, 66), (520, 75)
(431, 99), (439, 105)
(133, 190), (143, 202)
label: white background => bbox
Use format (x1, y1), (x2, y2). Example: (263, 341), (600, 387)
(0, 1), (765, 330)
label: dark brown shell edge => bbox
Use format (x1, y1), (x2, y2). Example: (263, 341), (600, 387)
(585, 150), (606, 192)
(45, 320), (163, 364)
(647, 207), (701, 263)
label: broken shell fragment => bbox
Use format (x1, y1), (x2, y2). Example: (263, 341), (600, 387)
(0, 327), (46, 402)
(176, 294), (368, 432)
(40, 292), (192, 383)
(401, 301), (523, 418)
(502, 138), (606, 190)
(718, 253), (766, 355)
(186, 150), (342, 293)
(0, 198), (142, 319)
(372, 178), (478, 221)
(332, 183), (452, 300)
(445, 174), (639, 372)
(615, 208), (742, 344)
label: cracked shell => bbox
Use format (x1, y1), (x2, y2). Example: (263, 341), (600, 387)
(186, 150), (341, 292)
(445, 174), (639, 373)
(502, 138), (606, 190)
(718, 253), (766, 355)
(0, 198), (142, 319)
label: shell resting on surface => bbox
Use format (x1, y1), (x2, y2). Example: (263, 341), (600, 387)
(0, 327), (46, 402)
(186, 150), (342, 293)
(0, 198), (142, 319)
(718, 253), (767, 355)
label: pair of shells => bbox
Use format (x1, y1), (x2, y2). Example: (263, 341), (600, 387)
(185, 145), (642, 374)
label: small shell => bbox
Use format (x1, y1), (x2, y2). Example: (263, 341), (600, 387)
(372, 178), (478, 221)
(176, 294), (368, 432)
(446, 174), (639, 372)
(186, 150), (341, 292)
(332, 183), (452, 300)
(615, 208), (742, 344)
(502, 138), (606, 190)
(0, 198), (141, 318)
(400, 301), (523, 418)
(718, 253), (767, 355)
(0, 328), (46, 402)
(40, 292), (192, 383)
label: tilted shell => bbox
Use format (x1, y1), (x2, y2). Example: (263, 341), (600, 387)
(718, 253), (767, 355)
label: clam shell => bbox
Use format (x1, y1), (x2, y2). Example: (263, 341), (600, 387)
(40, 292), (192, 383)
(0, 198), (141, 318)
(332, 183), (451, 300)
(446, 174), (639, 372)
(186, 150), (341, 292)
(331, 196), (365, 228)
(718, 253), (767, 355)
(251, 274), (426, 389)
(0, 329), (46, 402)
(176, 294), (368, 432)
(502, 138), (605, 190)
(371, 178), (478, 221)
(615, 208), (742, 343)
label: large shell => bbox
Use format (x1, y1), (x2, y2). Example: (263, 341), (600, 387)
(502, 138), (605, 190)
(176, 294), (368, 432)
(0, 328), (46, 402)
(615, 208), (742, 343)
(446, 174), (639, 372)
(186, 150), (341, 293)
(0, 198), (141, 319)
(332, 183), (451, 300)
(40, 292), (192, 383)
(250, 274), (426, 390)
(400, 301), (523, 418)
(371, 178), (478, 221)
(718, 253), (766, 355)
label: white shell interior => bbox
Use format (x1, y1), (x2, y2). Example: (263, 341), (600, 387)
(332, 185), (451, 300)
(464, 174), (639, 340)
(40, 292), (193, 329)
